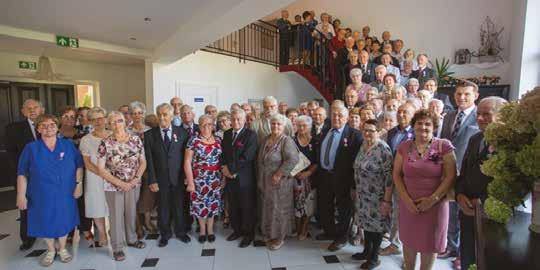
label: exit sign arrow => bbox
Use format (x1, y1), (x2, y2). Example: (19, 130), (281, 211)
(56, 35), (79, 48)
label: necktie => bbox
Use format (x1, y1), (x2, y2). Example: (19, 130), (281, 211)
(163, 128), (171, 150)
(232, 131), (238, 144)
(451, 111), (465, 140)
(324, 129), (337, 168)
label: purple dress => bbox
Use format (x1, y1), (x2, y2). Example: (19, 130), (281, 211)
(397, 138), (454, 253)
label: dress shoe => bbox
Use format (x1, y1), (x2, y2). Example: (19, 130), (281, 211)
(158, 238), (169, 247)
(177, 234), (191, 243)
(352, 252), (369, 261)
(198, 235), (207, 243)
(19, 239), (35, 251)
(327, 241), (345, 252)
(438, 249), (458, 259)
(207, 234), (216, 243)
(226, 232), (242, 241)
(360, 259), (381, 269)
(239, 237), (253, 248)
(315, 233), (333, 241)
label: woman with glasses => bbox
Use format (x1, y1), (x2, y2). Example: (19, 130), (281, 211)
(79, 107), (110, 247)
(184, 115), (223, 243)
(16, 114), (83, 266)
(97, 111), (147, 261)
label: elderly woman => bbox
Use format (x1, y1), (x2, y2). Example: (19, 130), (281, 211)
(293, 115), (318, 240)
(215, 110), (232, 140)
(344, 52), (360, 86)
(348, 107), (362, 130)
(16, 114), (83, 266)
(382, 74), (406, 102)
(98, 111), (147, 261)
(352, 119), (393, 269)
(401, 49), (418, 70)
(393, 110), (457, 270)
(365, 87), (379, 102)
(406, 78), (420, 98)
(286, 108), (299, 133)
(380, 111), (398, 141)
(417, 89), (433, 109)
(184, 115), (223, 243)
(79, 107), (110, 247)
(258, 113), (299, 250)
(348, 68), (372, 103)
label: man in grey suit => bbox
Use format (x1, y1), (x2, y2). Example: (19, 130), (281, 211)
(438, 81), (480, 264)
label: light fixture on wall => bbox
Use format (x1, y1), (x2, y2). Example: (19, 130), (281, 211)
(130, 37), (137, 40)
(144, 17), (152, 22)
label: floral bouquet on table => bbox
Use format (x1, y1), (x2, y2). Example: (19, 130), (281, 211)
(480, 86), (540, 223)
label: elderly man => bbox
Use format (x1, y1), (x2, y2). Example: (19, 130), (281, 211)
(455, 97), (507, 270)
(359, 50), (376, 84)
(317, 105), (363, 251)
(379, 53), (401, 84)
(375, 44), (400, 67)
(144, 103), (191, 247)
(411, 54), (435, 85)
(424, 78), (454, 112)
(241, 103), (253, 115)
(429, 99), (446, 137)
(392, 39), (404, 62)
(344, 87), (361, 109)
(311, 106), (329, 139)
(370, 65), (387, 92)
(400, 60), (414, 85)
(204, 105), (218, 120)
(439, 80), (480, 262)
(381, 31), (392, 46)
(362, 26), (370, 39)
(221, 109), (258, 248)
(278, 101), (289, 115)
(180, 105), (199, 138)
(336, 37), (356, 99)
(6, 98), (44, 250)
(405, 78), (420, 98)
(170, 97), (183, 126)
(298, 102), (309, 115)
(251, 96), (293, 142)
(307, 100), (320, 117)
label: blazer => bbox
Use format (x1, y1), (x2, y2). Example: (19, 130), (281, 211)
(455, 132), (492, 202)
(181, 123), (200, 138)
(411, 67), (435, 85)
(311, 120), (331, 142)
(359, 62), (376, 83)
(6, 119), (36, 168)
(386, 125), (414, 155)
(433, 91), (455, 112)
(440, 108), (480, 171)
(221, 128), (258, 188)
(318, 125), (363, 189)
(144, 126), (189, 186)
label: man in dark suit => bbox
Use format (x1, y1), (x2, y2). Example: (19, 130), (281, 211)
(6, 98), (43, 250)
(411, 54), (435, 86)
(344, 87), (362, 109)
(144, 103), (191, 247)
(277, 10), (292, 65)
(179, 104), (199, 232)
(335, 37), (355, 100)
(455, 96), (507, 270)
(317, 105), (363, 251)
(311, 107), (330, 140)
(358, 50), (376, 83)
(221, 109), (258, 248)
(439, 81), (480, 263)
(424, 78), (454, 112)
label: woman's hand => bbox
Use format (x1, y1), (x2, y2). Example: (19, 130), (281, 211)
(404, 197), (419, 214)
(16, 195), (27, 210)
(73, 184), (82, 199)
(186, 182), (195, 193)
(118, 181), (133, 192)
(415, 196), (437, 212)
(380, 201), (392, 217)
(271, 172), (282, 186)
(295, 171), (309, 181)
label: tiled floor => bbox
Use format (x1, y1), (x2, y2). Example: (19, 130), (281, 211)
(0, 209), (454, 269)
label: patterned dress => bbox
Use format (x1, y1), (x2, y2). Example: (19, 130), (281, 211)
(353, 139), (393, 233)
(188, 136), (222, 218)
(97, 135), (144, 191)
(293, 136), (318, 218)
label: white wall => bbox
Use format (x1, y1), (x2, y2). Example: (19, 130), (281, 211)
(519, 0), (540, 96)
(152, 51), (323, 112)
(0, 51), (145, 111)
(265, 0), (520, 95)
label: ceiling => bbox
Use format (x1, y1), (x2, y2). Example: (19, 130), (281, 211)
(0, 0), (213, 50)
(0, 35), (145, 65)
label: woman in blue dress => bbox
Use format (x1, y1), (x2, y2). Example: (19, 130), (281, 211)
(16, 114), (83, 267)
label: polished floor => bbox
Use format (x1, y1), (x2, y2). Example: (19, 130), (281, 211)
(0, 209), (454, 270)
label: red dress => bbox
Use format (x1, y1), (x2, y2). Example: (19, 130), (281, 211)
(328, 37), (345, 88)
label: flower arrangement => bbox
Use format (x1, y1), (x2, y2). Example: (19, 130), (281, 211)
(438, 75), (501, 87)
(480, 87), (540, 223)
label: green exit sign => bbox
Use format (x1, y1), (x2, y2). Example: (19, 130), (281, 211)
(56, 35), (79, 48)
(19, 61), (37, 70)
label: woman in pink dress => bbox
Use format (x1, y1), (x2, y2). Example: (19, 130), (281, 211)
(393, 109), (457, 270)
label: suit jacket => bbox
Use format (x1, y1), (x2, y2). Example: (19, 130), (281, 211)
(181, 123), (200, 138)
(319, 125), (363, 189)
(411, 67), (435, 85)
(440, 108), (479, 171)
(221, 128), (258, 188)
(311, 121), (331, 142)
(359, 62), (376, 83)
(144, 126), (189, 187)
(455, 132), (491, 201)
(6, 120), (36, 168)
(433, 91), (455, 112)
(386, 125), (414, 155)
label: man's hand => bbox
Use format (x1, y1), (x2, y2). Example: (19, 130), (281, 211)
(457, 194), (475, 216)
(149, 183), (159, 193)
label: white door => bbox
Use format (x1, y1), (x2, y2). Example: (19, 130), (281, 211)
(176, 82), (218, 118)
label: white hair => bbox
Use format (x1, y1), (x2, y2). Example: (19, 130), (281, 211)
(417, 89), (433, 99)
(407, 78), (419, 86)
(429, 98), (444, 108)
(296, 115), (313, 128)
(231, 108), (246, 120)
(270, 113), (288, 125)
(129, 101), (146, 115)
(156, 103), (173, 116)
(479, 96), (508, 112)
(263, 96), (278, 105)
(375, 65), (387, 72)
(333, 105), (349, 117)
(107, 111), (125, 123)
(22, 98), (43, 109)
(349, 68), (363, 78)
(299, 102), (308, 108)
(383, 110), (397, 121)
(198, 114), (214, 125)
(88, 107), (107, 120)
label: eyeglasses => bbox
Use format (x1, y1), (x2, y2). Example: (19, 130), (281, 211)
(110, 119), (125, 124)
(131, 111), (144, 115)
(62, 115), (76, 119)
(39, 123), (57, 129)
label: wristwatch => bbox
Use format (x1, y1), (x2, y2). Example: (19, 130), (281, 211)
(433, 194), (440, 201)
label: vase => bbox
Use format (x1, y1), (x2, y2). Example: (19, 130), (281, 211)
(530, 181), (540, 234)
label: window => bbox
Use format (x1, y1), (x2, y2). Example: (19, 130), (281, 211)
(76, 84), (95, 107)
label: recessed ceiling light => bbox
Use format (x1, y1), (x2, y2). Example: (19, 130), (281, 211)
(130, 37), (137, 40)
(144, 17), (151, 22)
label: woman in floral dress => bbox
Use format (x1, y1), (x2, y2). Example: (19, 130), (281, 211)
(184, 115), (223, 244)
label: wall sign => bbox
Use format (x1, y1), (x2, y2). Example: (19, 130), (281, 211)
(18, 61), (37, 70)
(56, 35), (79, 48)
(194, 97), (204, 102)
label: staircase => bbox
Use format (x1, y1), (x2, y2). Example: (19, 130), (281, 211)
(202, 20), (334, 103)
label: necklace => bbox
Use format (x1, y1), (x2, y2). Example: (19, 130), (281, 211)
(413, 139), (432, 158)
(200, 134), (213, 141)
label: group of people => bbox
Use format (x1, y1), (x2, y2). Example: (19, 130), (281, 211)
(8, 75), (507, 270)
(276, 10), (442, 104)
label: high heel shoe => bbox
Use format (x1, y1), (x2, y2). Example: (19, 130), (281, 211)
(198, 235), (207, 243)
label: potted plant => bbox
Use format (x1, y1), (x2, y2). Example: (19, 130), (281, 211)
(434, 57), (455, 87)
(480, 87), (540, 232)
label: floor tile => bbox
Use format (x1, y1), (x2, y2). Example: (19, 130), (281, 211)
(323, 255), (340, 264)
(25, 249), (46, 257)
(146, 233), (160, 240)
(0, 234), (10, 240)
(141, 258), (159, 267)
(201, 248), (215, 256)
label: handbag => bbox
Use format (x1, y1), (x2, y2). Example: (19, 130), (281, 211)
(290, 144), (311, 177)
